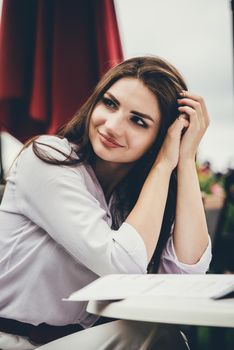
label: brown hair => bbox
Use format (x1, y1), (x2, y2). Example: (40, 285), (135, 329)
(31, 56), (188, 272)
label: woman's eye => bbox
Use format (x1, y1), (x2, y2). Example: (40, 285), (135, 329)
(102, 97), (116, 109)
(131, 115), (148, 128)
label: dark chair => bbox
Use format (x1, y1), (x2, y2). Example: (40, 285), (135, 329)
(211, 169), (234, 273)
(206, 169), (234, 350)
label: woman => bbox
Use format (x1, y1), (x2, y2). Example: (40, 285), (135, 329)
(0, 56), (211, 349)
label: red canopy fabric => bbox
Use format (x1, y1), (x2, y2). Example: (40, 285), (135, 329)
(0, 0), (123, 142)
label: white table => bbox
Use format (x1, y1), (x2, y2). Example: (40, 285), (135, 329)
(87, 296), (234, 328)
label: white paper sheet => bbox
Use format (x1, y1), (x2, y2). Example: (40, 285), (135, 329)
(66, 274), (234, 301)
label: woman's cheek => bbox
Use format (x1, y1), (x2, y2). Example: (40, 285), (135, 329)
(92, 112), (106, 127)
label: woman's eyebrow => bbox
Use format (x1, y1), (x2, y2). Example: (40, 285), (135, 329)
(106, 92), (120, 106)
(131, 110), (155, 123)
(105, 91), (156, 123)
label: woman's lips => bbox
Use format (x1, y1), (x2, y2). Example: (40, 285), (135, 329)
(98, 132), (123, 148)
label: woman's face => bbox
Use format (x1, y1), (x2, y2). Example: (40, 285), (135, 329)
(89, 78), (161, 165)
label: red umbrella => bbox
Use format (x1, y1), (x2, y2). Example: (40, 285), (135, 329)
(0, 0), (123, 142)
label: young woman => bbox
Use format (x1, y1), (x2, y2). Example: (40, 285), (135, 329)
(0, 56), (211, 349)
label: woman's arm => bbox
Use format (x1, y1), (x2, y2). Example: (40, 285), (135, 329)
(173, 159), (209, 264)
(126, 162), (171, 261)
(126, 116), (189, 262)
(172, 91), (210, 264)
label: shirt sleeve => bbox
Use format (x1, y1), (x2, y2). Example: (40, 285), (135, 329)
(157, 234), (212, 274)
(15, 138), (148, 276)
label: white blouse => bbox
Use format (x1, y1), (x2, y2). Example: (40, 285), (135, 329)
(0, 136), (212, 328)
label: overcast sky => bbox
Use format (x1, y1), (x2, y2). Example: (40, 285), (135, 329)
(115, 0), (234, 171)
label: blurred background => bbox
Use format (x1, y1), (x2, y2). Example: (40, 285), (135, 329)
(115, 0), (234, 173)
(0, 0), (233, 349)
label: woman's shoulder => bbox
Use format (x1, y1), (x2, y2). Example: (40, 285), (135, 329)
(12, 135), (84, 183)
(35, 135), (73, 152)
(25, 135), (77, 162)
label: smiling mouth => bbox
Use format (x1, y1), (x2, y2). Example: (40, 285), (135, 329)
(98, 132), (124, 148)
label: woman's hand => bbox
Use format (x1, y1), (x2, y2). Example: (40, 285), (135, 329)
(153, 114), (189, 171)
(177, 91), (210, 162)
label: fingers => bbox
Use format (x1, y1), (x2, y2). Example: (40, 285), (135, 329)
(178, 105), (200, 131)
(178, 98), (203, 128)
(178, 90), (210, 127)
(168, 114), (189, 137)
(177, 114), (190, 128)
(178, 98), (202, 116)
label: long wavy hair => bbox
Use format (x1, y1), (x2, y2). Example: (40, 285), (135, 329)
(29, 56), (188, 272)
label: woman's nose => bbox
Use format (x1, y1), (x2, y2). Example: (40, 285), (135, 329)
(105, 113), (125, 136)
